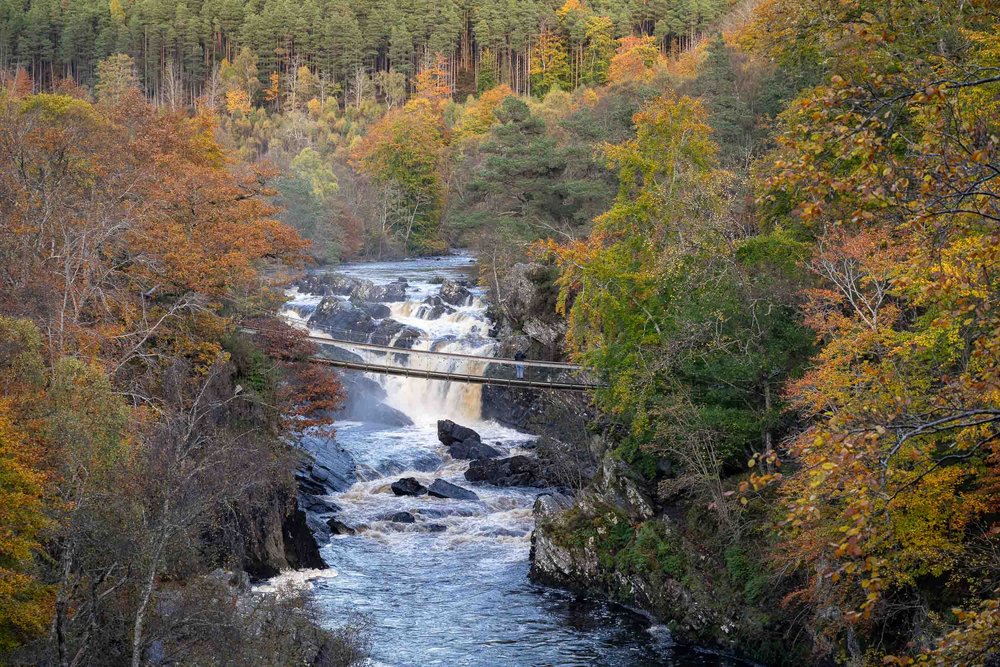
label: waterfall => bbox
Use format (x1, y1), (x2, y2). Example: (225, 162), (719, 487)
(376, 299), (494, 425)
(279, 255), (687, 667)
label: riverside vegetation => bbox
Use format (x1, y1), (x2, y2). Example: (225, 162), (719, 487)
(1, 0), (999, 665)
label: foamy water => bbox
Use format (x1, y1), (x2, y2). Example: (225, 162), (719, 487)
(289, 254), (739, 666)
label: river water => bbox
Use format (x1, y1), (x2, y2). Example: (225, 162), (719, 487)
(282, 255), (739, 667)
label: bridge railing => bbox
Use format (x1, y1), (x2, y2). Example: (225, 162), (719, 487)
(305, 334), (599, 389)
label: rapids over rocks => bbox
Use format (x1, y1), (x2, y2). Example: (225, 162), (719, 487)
(281, 255), (738, 667)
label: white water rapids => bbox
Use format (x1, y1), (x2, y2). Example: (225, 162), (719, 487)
(277, 254), (738, 667)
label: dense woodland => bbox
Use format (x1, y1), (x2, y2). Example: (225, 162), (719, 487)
(1, 0), (1000, 665)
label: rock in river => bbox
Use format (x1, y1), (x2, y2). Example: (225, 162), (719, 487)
(449, 439), (501, 460)
(437, 419), (483, 446)
(386, 511), (415, 524)
(390, 477), (428, 497)
(438, 419), (501, 459)
(439, 279), (473, 306)
(427, 479), (480, 501)
(327, 518), (356, 535)
(309, 298), (376, 336)
(465, 455), (547, 488)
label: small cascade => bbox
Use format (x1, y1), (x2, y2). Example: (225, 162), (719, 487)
(283, 255), (713, 667)
(377, 296), (494, 425)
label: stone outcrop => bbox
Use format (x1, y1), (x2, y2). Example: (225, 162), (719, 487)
(528, 452), (741, 650)
(391, 477), (428, 496)
(439, 279), (474, 306)
(237, 485), (325, 580)
(437, 419), (482, 446)
(427, 479), (480, 501)
(437, 419), (502, 460)
(309, 298), (376, 336)
(465, 455), (548, 488)
(295, 273), (407, 302)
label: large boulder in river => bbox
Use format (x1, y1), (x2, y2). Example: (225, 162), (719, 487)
(390, 477), (427, 497)
(370, 320), (422, 349)
(465, 455), (547, 488)
(308, 298), (376, 337)
(437, 420), (501, 459)
(437, 420), (482, 447)
(326, 518), (356, 535)
(449, 439), (501, 460)
(359, 302), (391, 319)
(427, 479), (480, 501)
(417, 295), (454, 320)
(357, 277), (407, 302)
(439, 279), (473, 306)
(296, 273), (408, 303)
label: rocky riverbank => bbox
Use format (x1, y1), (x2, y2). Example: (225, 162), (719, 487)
(277, 256), (724, 666)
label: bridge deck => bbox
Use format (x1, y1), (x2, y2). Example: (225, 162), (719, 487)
(309, 356), (598, 390)
(303, 334), (580, 369)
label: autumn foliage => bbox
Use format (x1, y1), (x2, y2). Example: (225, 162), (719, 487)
(0, 88), (342, 660)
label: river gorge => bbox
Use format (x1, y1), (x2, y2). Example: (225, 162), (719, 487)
(274, 255), (740, 667)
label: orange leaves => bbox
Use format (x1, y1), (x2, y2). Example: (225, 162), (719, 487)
(224, 89), (253, 116)
(0, 93), (308, 368)
(413, 54), (453, 110)
(608, 36), (663, 85)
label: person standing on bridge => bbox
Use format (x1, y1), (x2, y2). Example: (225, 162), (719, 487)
(514, 349), (526, 380)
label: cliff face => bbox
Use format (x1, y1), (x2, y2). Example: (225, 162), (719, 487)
(529, 458), (726, 640)
(222, 479), (325, 580)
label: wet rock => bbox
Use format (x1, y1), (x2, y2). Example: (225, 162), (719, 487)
(308, 298), (375, 337)
(315, 345), (364, 365)
(465, 455), (547, 488)
(369, 320), (422, 349)
(299, 493), (340, 515)
(425, 523), (448, 533)
(386, 511), (415, 524)
(335, 373), (413, 427)
(427, 479), (480, 501)
(437, 420), (501, 459)
(280, 506), (326, 572)
(297, 434), (357, 494)
(359, 302), (391, 319)
(437, 419), (482, 447)
(360, 277), (407, 302)
(326, 518), (356, 535)
(390, 477), (428, 497)
(418, 295), (455, 319)
(439, 279), (473, 306)
(449, 438), (501, 460)
(295, 273), (407, 303)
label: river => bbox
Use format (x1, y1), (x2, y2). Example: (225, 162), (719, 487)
(281, 255), (740, 667)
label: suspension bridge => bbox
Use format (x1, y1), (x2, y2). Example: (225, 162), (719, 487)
(300, 332), (600, 391)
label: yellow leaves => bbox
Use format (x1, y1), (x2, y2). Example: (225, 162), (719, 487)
(453, 84), (514, 139)
(608, 36), (663, 85)
(224, 89), (252, 116)
(0, 398), (52, 651)
(263, 71), (280, 103)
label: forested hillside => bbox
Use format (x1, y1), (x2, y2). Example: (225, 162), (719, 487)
(0, 0), (728, 100)
(1, 0), (999, 665)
